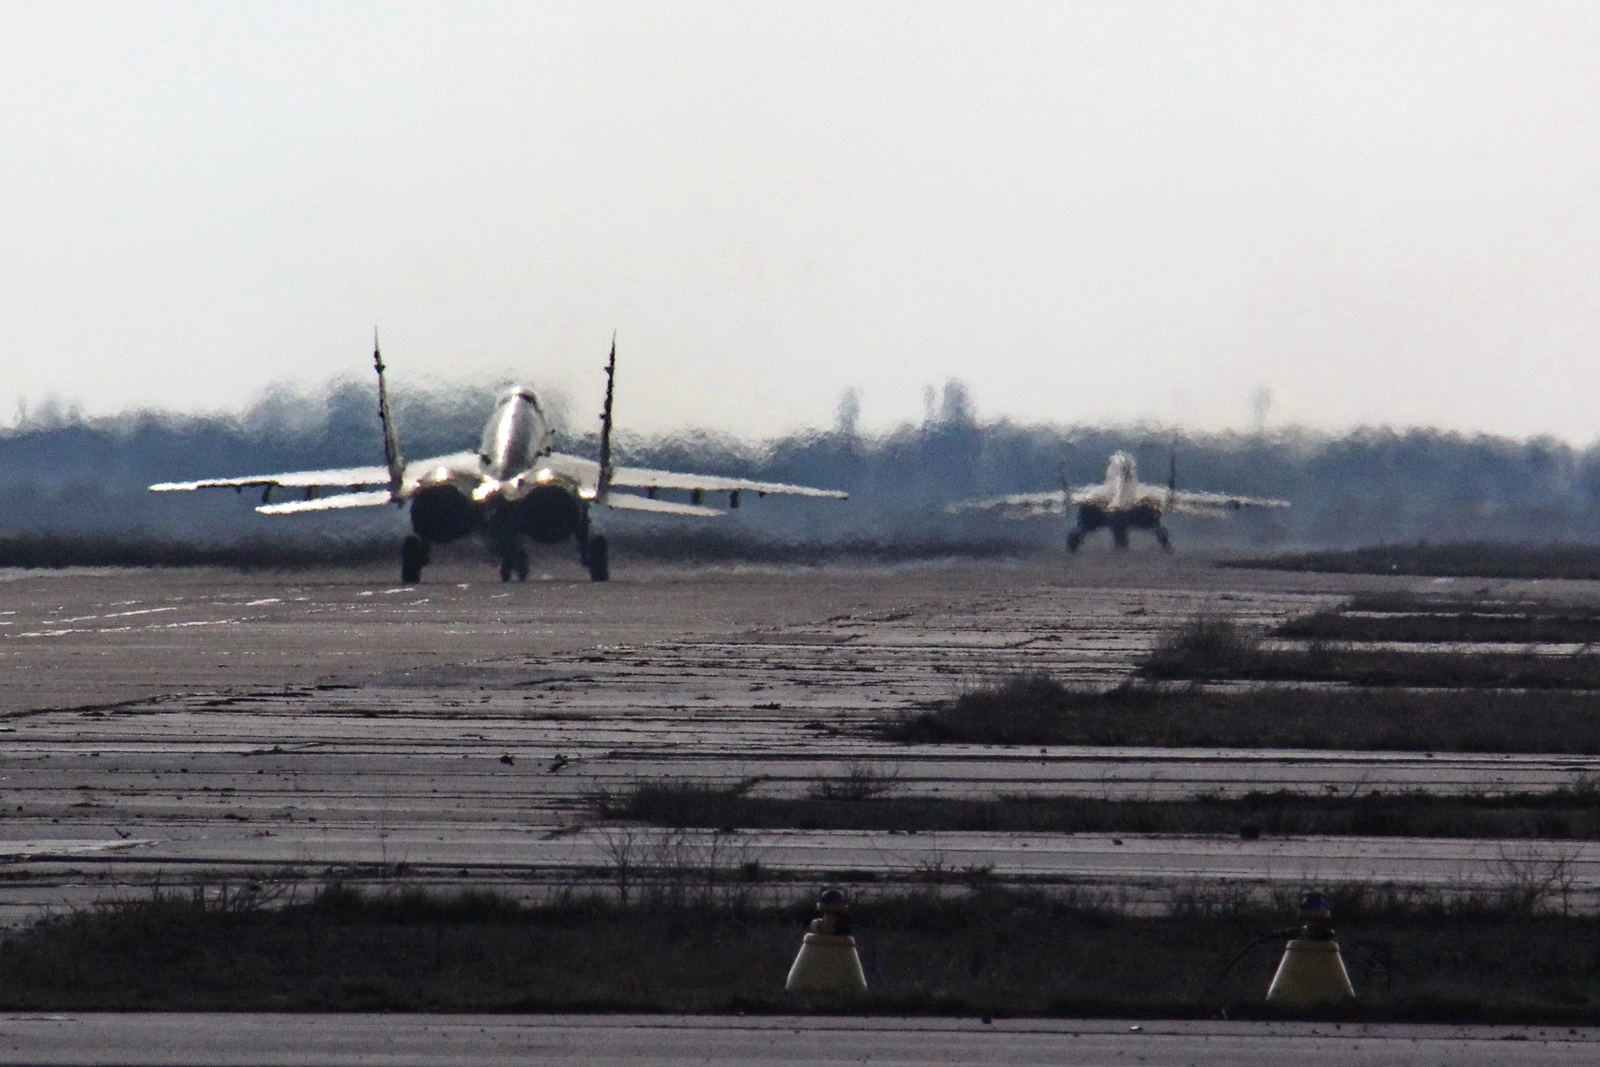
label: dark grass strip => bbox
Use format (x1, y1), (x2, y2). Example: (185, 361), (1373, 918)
(1144, 616), (1600, 688)
(1222, 542), (1600, 582)
(1341, 592), (1600, 617)
(1344, 591), (1600, 617)
(7, 882), (1600, 1021)
(1275, 610), (1600, 644)
(1274, 593), (1600, 644)
(881, 674), (1600, 753)
(1146, 646), (1600, 688)
(599, 780), (1600, 840)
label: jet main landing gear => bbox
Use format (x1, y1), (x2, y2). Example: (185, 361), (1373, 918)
(586, 534), (609, 582)
(405, 529), (607, 584)
(574, 514), (608, 581)
(401, 535), (431, 584)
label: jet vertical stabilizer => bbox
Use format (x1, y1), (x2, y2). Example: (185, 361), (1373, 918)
(374, 330), (405, 501)
(597, 333), (617, 499)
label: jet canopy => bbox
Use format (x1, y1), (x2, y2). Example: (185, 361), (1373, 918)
(478, 386), (553, 479)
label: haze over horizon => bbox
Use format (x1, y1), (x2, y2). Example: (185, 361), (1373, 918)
(4, 2), (1597, 442)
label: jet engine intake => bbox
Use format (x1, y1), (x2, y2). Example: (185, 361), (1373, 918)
(409, 484), (482, 544)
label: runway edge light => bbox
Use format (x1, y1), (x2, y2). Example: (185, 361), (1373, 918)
(785, 887), (868, 994)
(1265, 893), (1356, 1007)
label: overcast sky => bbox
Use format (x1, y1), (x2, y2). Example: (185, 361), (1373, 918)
(3, 1), (1598, 440)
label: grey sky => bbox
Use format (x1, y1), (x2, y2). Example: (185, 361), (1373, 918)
(3, 2), (1598, 440)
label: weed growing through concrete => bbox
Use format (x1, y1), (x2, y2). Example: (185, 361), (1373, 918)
(807, 763), (902, 802)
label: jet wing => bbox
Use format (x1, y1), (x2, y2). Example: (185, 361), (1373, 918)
(600, 493), (725, 518)
(608, 466), (848, 499)
(947, 486), (1106, 518)
(150, 452), (482, 497)
(258, 490), (396, 515)
(947, 490), (1068, 518)
(150, 465), (392, 493)
(1169, 489), (1290, 514)
(537, 452), (846, 503)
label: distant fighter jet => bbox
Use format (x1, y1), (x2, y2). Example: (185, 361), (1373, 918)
(949, 451), (1288, 551)
(152, 337), (847, 583)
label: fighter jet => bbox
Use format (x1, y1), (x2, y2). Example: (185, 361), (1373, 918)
(948, 450), (1288, 551)
(151, 337), (847, 583)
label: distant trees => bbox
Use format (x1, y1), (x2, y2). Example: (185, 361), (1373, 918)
(5, 377), (1600, 550)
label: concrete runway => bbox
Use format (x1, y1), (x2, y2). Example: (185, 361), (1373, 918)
(4, 555), (1600, 919)
(1, 1014), (1596, 1066)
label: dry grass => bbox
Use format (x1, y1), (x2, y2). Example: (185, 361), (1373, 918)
(1141, 616), (1267, 677)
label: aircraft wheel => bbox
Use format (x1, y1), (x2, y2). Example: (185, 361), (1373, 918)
(1112, 527), (1130, 550)
(1066, 530), (1083, 553)
(1155, 527), (1172, 552)
(401, 536), (427, 584)
(587, 535), (609, 582)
